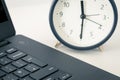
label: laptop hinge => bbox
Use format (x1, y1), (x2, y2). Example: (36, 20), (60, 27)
(0, 40), (10, 47)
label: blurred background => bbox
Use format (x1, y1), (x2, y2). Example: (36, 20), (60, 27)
(4, 0), (120, 77)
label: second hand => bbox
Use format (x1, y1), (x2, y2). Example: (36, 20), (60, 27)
(85, 18), (102, 26)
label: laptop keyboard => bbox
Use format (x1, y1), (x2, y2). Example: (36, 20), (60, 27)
(0, 47), (72, 80)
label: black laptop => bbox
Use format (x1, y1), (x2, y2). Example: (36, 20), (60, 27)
(0, 0), (120, 80)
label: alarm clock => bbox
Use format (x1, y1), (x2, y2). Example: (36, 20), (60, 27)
(49, 0), (118, 50)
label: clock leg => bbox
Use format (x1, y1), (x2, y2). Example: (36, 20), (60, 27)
(98, 46), (104, 52)
(55, 41), (62, 48)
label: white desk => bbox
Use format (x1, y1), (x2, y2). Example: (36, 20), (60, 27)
(5, 0), (120, 77)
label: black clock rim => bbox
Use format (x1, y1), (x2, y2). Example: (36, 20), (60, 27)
(49, 0), (118, 50)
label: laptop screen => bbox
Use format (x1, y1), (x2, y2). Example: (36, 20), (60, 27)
(0, 0), (8, 23)
(0, 0), (15, 41)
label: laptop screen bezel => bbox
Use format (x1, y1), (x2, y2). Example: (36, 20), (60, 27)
(0, 0), (15, 42)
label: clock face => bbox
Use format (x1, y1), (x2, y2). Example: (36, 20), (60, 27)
(50, 0), (118, 50)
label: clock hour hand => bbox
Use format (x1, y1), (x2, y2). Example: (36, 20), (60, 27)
(85, 18), (102, 26)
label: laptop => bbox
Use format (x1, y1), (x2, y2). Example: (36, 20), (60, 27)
(0, 0), (120, 80)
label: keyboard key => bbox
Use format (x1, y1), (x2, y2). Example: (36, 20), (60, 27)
(0, 41), (9, 48)
(3, 74), (18, 80)
(24, 64), (39, 72)
(6, 48), (17, 54)
(0, 70), (6, 77)
(30, 66), (58, 79)
(22, 76), (34, 80)
(8, 51), (26, 60)
(43, 76), (55, 80)
(1, 64), (17, 73)
(43, 71), (71, 80)
(0, 52), (7, 58)
(22, 55), (47, 67)
(0, 57), (12, 65)
(58, 72), (72, 80)
(22, 56), (33, 63)
(12, 60), (27, 68)
(14, 69), (29, 78)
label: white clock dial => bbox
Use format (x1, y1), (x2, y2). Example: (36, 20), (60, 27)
(52, 0), (115, 48)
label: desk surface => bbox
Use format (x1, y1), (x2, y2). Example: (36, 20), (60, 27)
(5, 0), (120, 77)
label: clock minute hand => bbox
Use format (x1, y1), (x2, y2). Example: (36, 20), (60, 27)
(85, 18), (102, 26)
(86, 14), (100, 17)
(81, 0), (85, 15)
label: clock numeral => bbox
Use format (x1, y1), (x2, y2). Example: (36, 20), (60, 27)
(104, 15), (107, 20)
(62, 22), (66, 27)
(90, 32), (93, 37)
(100, 4), (107, 10)
(59, 22), (65, 27)
(59, 11), (63, 17)
(70, 30), (73, 35)
(100, 4), (104, 10)
(98, 25), (102, 30)
(103, 15), (109, 20)
(57, 11), (63, 17)
(64, 2), (70, 7)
